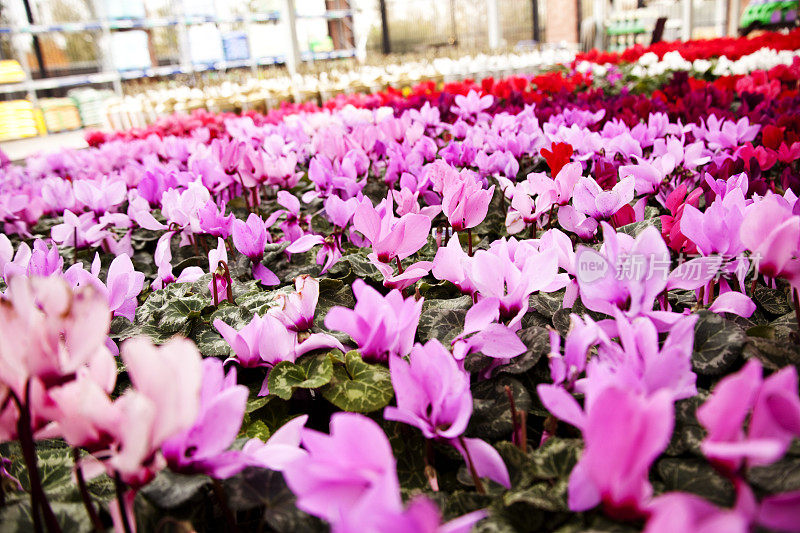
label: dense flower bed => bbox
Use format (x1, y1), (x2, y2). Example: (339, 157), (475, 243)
(1, 32), (800, 533)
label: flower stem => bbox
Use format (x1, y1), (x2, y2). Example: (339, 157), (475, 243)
(212, 273), (220, 306)
(221, 261), (234, 303)
(13, 383), (62, 533)
(458, 436), (485, 495)
(505, 385), (526, 453)
(467, 228), (473, 257)
(424, 440), (439, 492)
(73, 227), (78, 265)
(211, 479), (239, 533)
(73, 449), (103, 531)
(114, 473), (133, 533)
(793, 288), (800, 338)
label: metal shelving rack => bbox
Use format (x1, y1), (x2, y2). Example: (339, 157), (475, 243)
(0, 0), (356, 107)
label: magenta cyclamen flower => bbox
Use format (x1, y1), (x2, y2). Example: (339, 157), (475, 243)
(282, 412), (403, 524)
(336, 496), (487, 533)
(451, 297), (526, 361)
(324, 279), (422, 362)
(441, 169), (495, 232)
(384, 339), (511, 489)
(385, 339), (472, 440)
(538, 384), (674, 519)
(739, 194), (800, 285)
(582, 310), (699, 402)
(198, 200), (235, 239)
(161, 358), (249, 478)
(645, 492), (750, 533)
(697, 359), (800, 472)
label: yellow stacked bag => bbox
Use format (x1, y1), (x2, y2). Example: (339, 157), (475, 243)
(0, 100), (38, 141)
(0, 60), (25, 84)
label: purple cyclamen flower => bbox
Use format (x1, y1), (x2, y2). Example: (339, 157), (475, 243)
(232, 213), (279, 286)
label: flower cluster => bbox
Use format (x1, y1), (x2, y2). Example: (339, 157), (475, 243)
(1, 29), (800, 533)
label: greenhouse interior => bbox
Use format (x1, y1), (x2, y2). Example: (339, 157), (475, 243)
(1, 0), (800, 532)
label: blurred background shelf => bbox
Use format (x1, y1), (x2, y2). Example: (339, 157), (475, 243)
(0, 0), (357, 138)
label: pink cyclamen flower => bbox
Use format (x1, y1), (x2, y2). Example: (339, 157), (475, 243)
(451, 297), (526, 361)
(1, 238), (64, 280)
(65, 253), (145, 323)
(214, 314), (268, 368)
(680, 188), (747, 257)
(441, 169), (494, 232)
(578, 311), (699, 404)
(335, 496), (487, 533)
(352, 195), (431, 264)
(739, 194), (800, 286)
(102, 337), (203, 487)
(282, 412), (404, 524)
(464, 238), (563, 327)
(239, 415), (309, 472)
(431, 234), (476, 295)
(270, 275), (319, 332)
(232, 213), (269, 260)
(198, 200), (235, 239)
(572, 175), (635, 220)
(645, 492), (750, 533)
(384, 339), (511, 489)
(324, 279), (422, 362)
(576, 223), (717, 330)
(697, 359), (800, 473)
(451, 90), (493, 119)
(0, 276), (112, 399)
(161, 358), (249, 478)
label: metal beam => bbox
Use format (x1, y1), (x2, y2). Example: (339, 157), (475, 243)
(378, 0), (390, 54)
(283, 0), (301, 76)
(682, 0), (693, 41)
(21, 0), (46, 78)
